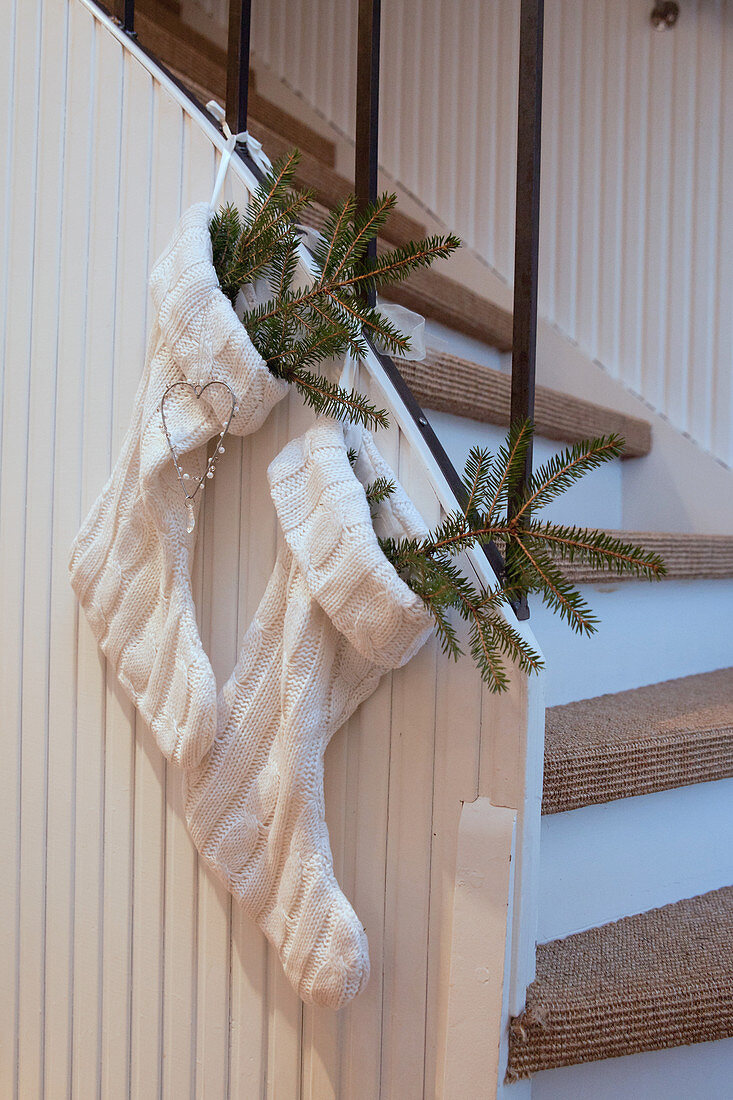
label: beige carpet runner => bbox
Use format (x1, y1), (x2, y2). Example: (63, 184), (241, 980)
(507, 886), (733, 1080)
(543, 667), (733, 814)
(559, 531), (733, 583)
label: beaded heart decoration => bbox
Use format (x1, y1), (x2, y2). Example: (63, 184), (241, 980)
(160, 378), (239, 533)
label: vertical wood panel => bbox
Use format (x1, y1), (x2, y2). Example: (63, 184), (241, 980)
(640, 27), (674, 412)
(337, 369), (397, 1100)
(15, 0), (51, 1094)
(128, 80), (182, 1100)
(663, 10), (697, 433)
(711, 0), (733, 464)
(596, 0), (627, 371)
(0, 0), (24, 1087)
(6, 6), (538, 1099)
(575, 0), (603, 353)
(100, 51), (153, 1100)
(687, 2), (723, 450)
(43, 7), (97, 1096)
(380, 445), (440, 1100)
(73, 23), (126, 1100)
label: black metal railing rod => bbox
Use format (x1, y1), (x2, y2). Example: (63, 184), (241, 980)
(372, 347), (506, 581)
(123, 0), (135, 34)
(226, 0), (253, 134)
(508, 0), (544, 620)
(352, 0), (504, 585)
(355, 0), (381, 308)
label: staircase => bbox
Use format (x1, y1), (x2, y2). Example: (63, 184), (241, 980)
(109, 9), (733, 1091)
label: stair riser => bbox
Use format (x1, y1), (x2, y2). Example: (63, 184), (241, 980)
(429, 409), (624, 531)
(425, 318), (508, 372)
(530, 578), (733, 706)
(537, 776), (733, 943)
(530, 1035), (733, 1100)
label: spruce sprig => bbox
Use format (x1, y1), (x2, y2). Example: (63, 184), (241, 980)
(210, 150), (461, 429)
(366, 424), (666, 692)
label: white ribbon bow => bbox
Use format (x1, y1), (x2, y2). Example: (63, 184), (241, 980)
(206, 100), (273, 208)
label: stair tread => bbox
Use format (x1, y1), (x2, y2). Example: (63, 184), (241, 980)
(398, 349), (651, 456)
(543, 667), (733, 814)
(560, 530), (733, 583)
(507, 886), (733, 1079)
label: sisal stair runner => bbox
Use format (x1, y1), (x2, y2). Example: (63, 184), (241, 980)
(397, 349), (651, 456)
(543, 667), (733, 814)
(506, 886), (733, 1079)
(560, 531), (733, 584)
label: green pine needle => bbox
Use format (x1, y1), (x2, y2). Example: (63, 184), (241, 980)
(209, 149), (460, 428)
(365, 477), (397, 510)
(367, 423), (665, 692)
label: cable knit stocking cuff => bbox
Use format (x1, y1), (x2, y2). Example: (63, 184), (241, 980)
(268, 418), (434, 669)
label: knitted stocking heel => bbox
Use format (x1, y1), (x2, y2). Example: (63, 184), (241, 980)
(184, 419), (433, 1008)
(69, 203), (288, 769)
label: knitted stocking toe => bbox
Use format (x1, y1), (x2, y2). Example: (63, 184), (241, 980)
(184, 419), (433, 1009)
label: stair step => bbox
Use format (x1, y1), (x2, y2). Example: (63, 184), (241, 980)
(383, 276), (514, 355)
(560, 531), (733, 583)
(133, 1), (521, 350)
(543, 668), (733, 814)
(398, 349), (651, 456)
(507, 886), (733, 1080)
(135, 2), (339, 165)
(302, 219), (514, 351)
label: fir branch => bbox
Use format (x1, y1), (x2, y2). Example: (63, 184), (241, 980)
(329, 193), (397, 280)
(282, 368), (389, 430)
(484, 419), (534, 519)
(523, 522), (667, 579)
(515, 435), (626, 519)
(511, 536), (599, 635)
(210, 154), (460, 426)
(365, 477), (397, 509)
(367, 422), (665, 691)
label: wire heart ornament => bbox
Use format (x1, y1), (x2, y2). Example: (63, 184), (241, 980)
(160, 379), (240, 533)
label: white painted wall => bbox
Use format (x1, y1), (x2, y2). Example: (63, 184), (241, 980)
(538, 777), (733, 941)
(187, 0), (733, 470)
(427, 408), (625, 532)
(528, 578), (733, 706)
(531, 1037), (733, 1100)
(0, 2), (541, 1096)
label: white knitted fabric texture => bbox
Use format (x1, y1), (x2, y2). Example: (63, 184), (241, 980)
(184, 418), (433, 1007)
(69, 202), (288, 769)
(69, 203), (434, 1009)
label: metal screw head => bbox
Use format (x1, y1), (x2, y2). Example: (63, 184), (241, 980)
(651, 1), (679, 30)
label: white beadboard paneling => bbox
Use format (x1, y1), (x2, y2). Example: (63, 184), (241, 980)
(100, 48), (151, 1100)
(214, 0), (733, 467)
(17, 0), (57, 1094)
(2, 2), (542, 1096)
(43, 6), (97, 1096)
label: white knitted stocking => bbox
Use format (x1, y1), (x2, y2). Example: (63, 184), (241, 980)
(184, 419), (433, 1008)
(69, 203), (288, 769)
(70, 202), (434, 1007)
